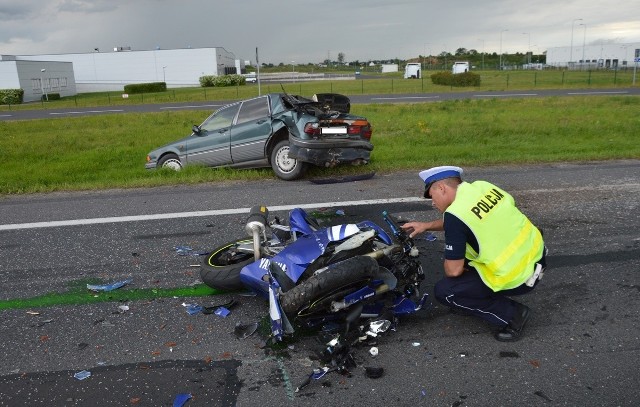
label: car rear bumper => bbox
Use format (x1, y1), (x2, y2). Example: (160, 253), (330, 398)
(288, 138), (373, 167)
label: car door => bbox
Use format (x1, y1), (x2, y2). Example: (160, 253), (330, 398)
(229, 96), (272, 164)
(185, 103), (240, 166)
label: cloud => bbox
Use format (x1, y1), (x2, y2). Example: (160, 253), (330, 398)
(57, 0), (119, 13)
(0, 0), (638, 63)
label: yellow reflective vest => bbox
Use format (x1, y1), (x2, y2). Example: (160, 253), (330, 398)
(445, 181), (544, 291)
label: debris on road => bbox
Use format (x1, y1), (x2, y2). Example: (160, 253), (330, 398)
(87, 279), (132, 292)
(73, 370), (91, 380)
(182, 303), (203, 315)
(234, 322), (258, 339)
(173, 393), (192, 407)
(364, 366), (384, 379)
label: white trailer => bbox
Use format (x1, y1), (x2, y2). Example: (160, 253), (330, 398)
(452, 61), (470, 74)
(404, 63), (421, 79)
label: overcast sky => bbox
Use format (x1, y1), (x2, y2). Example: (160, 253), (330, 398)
(1, 0), (639, 64)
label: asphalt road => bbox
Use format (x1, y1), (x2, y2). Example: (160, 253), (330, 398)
(0, 160), (639, 406)
(1, 87), (639, 121)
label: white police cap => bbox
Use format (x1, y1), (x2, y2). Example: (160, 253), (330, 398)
(419, 166), (463, 198)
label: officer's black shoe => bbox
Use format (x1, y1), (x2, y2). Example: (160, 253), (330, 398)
(494, 303), (531, 342)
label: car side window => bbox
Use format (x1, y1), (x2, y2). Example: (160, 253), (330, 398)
(199, 104), (240, 133)
(235, 97), (270, 125)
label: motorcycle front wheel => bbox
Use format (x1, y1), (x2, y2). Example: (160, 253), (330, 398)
(280, 256), (379, 317)
(200, 239), (254, 291)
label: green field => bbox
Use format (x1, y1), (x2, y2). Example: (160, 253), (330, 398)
(1, 95), (639, 195)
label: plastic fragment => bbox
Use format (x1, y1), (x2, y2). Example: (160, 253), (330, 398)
(425, 232), (437, 241)
(182, 303), (203, 315)
(173, 393), (192, 407)
(118, 305), (129, 313)
(412, 342), (421, 347)
(174, 246), (193, 256)
(369, 347), (378, 357)
(73, 370), (91, 380)
(87, 279), (132, 292)
(364, 366), (384, 379)
(335, 209), (345, 216)
(36, 319), (54, 327)
(234, 322), (258, 339)
(214, 307), (230, 318)
(202, 299), (238, 314)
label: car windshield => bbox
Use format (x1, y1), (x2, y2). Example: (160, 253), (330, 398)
(199, 104), (240, 133)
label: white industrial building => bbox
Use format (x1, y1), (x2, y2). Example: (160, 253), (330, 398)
(1, 47), (244, 102)
(0, 56), (77, 103)
(546, 42), (640, 69)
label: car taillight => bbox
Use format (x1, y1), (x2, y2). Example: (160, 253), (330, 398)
(348, 124), (372, 140)
(304, 122), (321, 136)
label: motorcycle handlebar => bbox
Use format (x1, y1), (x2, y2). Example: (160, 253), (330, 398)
(382, 211), (408, 240)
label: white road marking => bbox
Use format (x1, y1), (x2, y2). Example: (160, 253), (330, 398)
(160, 104), (222, 110)
(0, 114), (12, 117)
(371, 96), (440, 100)
(567, 91), (629, 95)
(0, 197), (425, 231)
(474, 93), (538, 97)
(49, 110), (124, 115)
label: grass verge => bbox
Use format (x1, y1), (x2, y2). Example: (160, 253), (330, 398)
(1, 95), (639, 195)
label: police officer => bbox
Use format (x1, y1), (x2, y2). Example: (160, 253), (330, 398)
(401, 166), (547, 341)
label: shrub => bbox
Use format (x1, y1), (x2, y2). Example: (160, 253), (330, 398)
(0, 89), (24, 104)
(430, 71), (481, 87)
(123, 82), (167, 94)
(199, 74), (246, 87)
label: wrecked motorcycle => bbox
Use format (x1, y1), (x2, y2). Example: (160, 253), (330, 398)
(200, 205), (429, 342)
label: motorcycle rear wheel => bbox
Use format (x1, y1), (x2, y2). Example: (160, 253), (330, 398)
(280, 256), (379, 316)
(200, 239), (254, 291)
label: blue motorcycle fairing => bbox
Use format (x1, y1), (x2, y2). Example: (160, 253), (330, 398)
(391, 293), (430, 315)
(239, 214), (394, 299)
(240, 222), (367, 295)
(357, 220), (392, 245)
(288, 208), (317, 236)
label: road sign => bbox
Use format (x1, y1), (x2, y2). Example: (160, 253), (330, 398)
(635, 57), (640, 62)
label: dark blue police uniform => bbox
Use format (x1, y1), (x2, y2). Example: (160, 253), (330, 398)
(433, 212), (547, 326)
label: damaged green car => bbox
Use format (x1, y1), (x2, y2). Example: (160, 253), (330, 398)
(145, 93), (374, 180)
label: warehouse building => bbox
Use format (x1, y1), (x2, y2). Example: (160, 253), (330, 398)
(0, 56), (76, 103)
(1, 47), (243, 102)
(546, 42), (640, 69)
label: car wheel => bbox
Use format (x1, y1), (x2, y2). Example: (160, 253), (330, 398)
(157, 154), (182, 171)
(270, 140), (306, 180)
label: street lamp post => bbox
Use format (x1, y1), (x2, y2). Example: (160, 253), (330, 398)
(522, 32), (531, 65)
(423, 43), (431, 71)
(40, 68), (48, 101)
(570, 18), (583, 68)
(478, 39), (485, 70)
(291, 61), (295, 83)
(162, 66), (167, 83)
(500, 29), (508, 70)
(442, 44), (447, 70)
(580, 24), (587, 70)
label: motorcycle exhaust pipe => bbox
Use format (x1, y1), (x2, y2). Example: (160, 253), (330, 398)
(245, 206), (269, 261)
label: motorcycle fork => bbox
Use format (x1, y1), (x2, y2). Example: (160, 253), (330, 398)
(268, 278), (294, 341)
